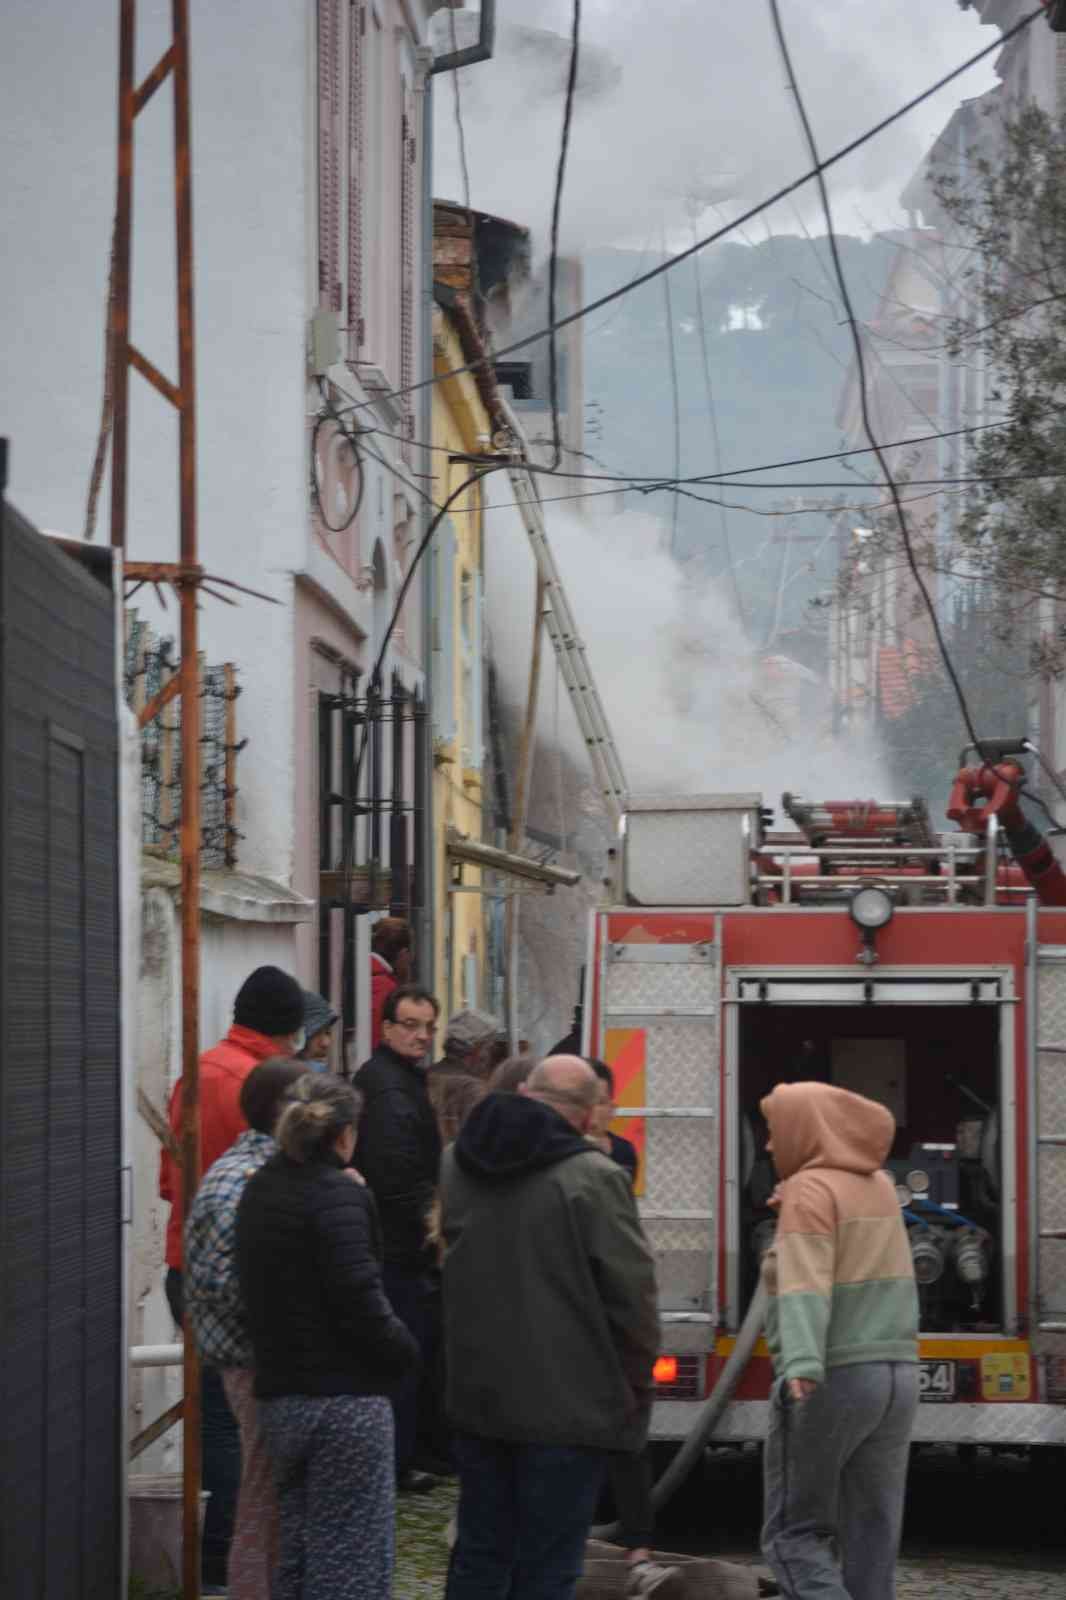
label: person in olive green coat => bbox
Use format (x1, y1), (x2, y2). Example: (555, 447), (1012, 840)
(440, 1056), (659, 1600)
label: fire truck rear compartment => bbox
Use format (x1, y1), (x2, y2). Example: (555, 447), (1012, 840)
(738, 1002), (1003, 1334)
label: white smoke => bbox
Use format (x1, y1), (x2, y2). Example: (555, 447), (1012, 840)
(433, 1), (998, 254)
(485, 498), (894, 810)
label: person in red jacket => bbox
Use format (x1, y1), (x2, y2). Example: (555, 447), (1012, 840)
(370, 917), (412, 1048)
(159, 962), (305, 1592)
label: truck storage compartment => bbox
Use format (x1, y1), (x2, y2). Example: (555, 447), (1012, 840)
(736, 1000), (1003, 1334)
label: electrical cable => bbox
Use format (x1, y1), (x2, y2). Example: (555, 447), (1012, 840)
(547, 0), (582, 471)
(766, 0), (991, 750)
(661, 236), (682, 554)
(337, 10), (1043, 421)
(355, 413), (1013, 487)
(690, 227), (746, 626)
(312, 378), (366, 533)
(1023, 739), (1066, 815)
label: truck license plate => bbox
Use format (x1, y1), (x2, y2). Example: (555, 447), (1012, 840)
(919, 1360), (955, 1401)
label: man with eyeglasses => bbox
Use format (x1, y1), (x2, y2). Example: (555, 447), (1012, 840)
(354, 983), (443, 1491)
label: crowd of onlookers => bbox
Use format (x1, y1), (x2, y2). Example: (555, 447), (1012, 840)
(164, 935), (922, 1600)
(163, 944), (666, 1600)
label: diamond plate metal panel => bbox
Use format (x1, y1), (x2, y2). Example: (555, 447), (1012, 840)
(1039, 1237), (1066, 1318)
(644, 1118), (716, 1213)
(1039, 1144), (1066, 1229)
(1038, 959), (1066, 1047)
(644, 1019), (718, 1107)
(642, 1217), (710, 1254)
(1038, 1049), (1066, 1131)
(649, 1399), (1066, 1444)
(605, 960), (715, 1015)
(626, 810), (750, 905)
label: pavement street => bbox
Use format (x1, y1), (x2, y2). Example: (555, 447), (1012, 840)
(392, 1452), (1066, 1599)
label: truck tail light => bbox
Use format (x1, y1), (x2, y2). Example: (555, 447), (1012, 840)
(651, 1353), (702, 1399)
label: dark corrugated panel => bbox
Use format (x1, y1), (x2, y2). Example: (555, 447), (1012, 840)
(0, 506), (120, 1599)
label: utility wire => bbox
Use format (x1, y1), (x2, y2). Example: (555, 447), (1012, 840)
(448, 7), (473, 222)
(547, 0), (582, 470)
(690, 228), (746, 626)
(661, 236), (682, 554)
(766, 0), (982, 749)
(357, 413), (1012, 486)
(338, 10), (1042, 420)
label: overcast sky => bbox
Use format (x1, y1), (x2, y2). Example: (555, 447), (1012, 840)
(433, 0), (1003, 254)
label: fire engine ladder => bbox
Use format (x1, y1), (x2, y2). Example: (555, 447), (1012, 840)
(497, 408), (629, 830)
(1032, 913), (1066, 1333)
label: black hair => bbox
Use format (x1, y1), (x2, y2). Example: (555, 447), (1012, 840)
(382, 983), (440, 1024)
(238, 1058), (310, 1134)
(586, 1057), (615, 1095)
(274, 1076), (363, 1163)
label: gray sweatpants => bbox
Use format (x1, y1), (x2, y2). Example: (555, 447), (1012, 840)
(762, 1361), (919, 1600)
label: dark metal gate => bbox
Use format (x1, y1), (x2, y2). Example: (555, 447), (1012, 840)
(0, 489), (122, 1598)
(317, 674), (428, 1064)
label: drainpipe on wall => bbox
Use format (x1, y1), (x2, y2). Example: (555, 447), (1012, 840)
(421, 7), (497, 995)
(418, 59), (437, 993)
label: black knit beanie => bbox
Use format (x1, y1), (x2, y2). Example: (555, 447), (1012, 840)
(233, 966), (305, 1037)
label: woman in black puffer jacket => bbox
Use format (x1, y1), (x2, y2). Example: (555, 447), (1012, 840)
(236, 1075), (419, 1600)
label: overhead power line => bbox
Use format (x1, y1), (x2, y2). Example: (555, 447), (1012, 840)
(361, 412), (1011, 485)
(766, 0), (983, 749)
(338, 8), (1042, 420)
(547, 0), (582, 470)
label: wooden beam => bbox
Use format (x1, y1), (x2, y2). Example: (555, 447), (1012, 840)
(138, 672), (182, 729)
(129, 343), (182, 408)
(137, 1087), (180, 1161)
(134, 45), (176, 114)
(130, 1399), (184, 1460)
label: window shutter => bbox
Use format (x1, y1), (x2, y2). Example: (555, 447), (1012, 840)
(347, 1), (365, 358)
(469, 570), (484, 770)
(317, 0), (342, 313)
(432, 521), (457, 744)
(399, 81), (417, 453)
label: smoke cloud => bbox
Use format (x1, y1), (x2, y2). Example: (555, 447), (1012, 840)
(485, 501), (893, 812)
(433, 1), (999, 254)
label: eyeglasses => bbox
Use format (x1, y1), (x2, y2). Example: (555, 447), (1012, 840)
(389, 1016), (436, 1036)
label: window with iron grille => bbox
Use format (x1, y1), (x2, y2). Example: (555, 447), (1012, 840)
(317, 0), (343, 313)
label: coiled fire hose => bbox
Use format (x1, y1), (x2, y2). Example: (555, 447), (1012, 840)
(591, 1281), (768, 1540)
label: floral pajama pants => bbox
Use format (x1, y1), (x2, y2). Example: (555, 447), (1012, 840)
(221, 1368), (279, 1600)
(258, 1392), (395, 1600)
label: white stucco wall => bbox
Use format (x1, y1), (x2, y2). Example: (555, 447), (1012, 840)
(5, 0), (309, 883)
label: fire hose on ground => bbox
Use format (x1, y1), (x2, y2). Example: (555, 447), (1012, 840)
(591, 1281), (769, 1540)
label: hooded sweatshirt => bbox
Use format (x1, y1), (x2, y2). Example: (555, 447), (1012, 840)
(761, 1082), (918, 1385)
(440, 1092), (659, 1451)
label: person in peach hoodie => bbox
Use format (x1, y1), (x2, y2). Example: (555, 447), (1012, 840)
(760, 1081), (919, 1600)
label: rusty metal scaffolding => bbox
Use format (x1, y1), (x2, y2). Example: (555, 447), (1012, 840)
(109, 2), (204, 1593)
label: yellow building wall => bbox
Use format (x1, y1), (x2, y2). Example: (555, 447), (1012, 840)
(430, 308), (490, 1018)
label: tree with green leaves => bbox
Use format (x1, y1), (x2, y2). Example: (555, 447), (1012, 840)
(931, 102), (1066, 665)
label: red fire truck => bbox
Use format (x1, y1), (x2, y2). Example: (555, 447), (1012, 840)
(584, 764), (1066, 1455)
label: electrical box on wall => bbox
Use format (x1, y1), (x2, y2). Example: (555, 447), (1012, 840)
(623, 794), (761, 906)
(309, 310), (340, 377)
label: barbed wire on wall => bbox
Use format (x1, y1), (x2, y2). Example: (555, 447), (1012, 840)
(124, 615), (245, 869)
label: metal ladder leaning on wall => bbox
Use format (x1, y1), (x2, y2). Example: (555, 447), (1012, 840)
(497, 401), (629, 831)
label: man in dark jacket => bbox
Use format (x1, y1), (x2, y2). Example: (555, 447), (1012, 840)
(354, 983), (442, 1488)
(440, 1055), (659, 1600)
